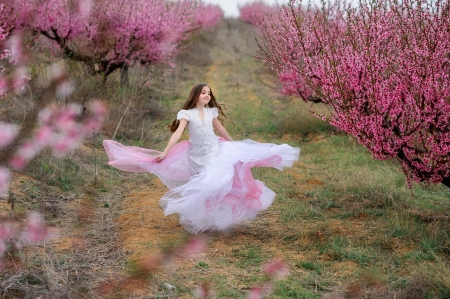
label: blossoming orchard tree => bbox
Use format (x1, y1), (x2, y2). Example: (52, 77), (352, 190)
(5, 0), (219, 81)
(238, 1), (279, 25)
(258, 0), (450, 187)
(197, 4), (224, 29)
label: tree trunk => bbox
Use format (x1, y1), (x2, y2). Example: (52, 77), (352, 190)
(442, 176), (450, 188)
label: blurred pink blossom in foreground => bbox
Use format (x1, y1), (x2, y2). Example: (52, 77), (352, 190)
(21, 212), (58, 244)
(0, 167), (11, 196)
(0, 122), (19, 148)
(263, 258), (289, 278)
(0, 212), (57, 258)
(179, 235), (207, 258)
(247, 283), (274, 299)
(8, 100), (107, 170)
(193, 283), (211, 299)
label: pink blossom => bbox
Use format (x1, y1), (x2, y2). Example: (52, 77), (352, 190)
(239, 2), (279, 25)
(78, 0), (92, 17)
(196, 4), (223, 29)
(21, 212), (58, 244)
(89, 100), (107, 116)
(8, 155), (27, 170)
(34, 126), (53, 145)
(263, 258), (289, 279)
(54, 104), (82, 129)
(0, 241), (6, 257)
(246, 284), (273, 299)
(55, 79), (75, 99)
(193, 284), (211, 299)
(0, 223), (16, 256)
(52, 134), (82, 156)
(38, 106), (56, 124)
(83, 118), (102, 134)
(0, 223), (15, 241)
(0, 122), (19, 148)
(12, 66), (30, 94)
(0, 167), (11, 196)
(9, 142), (40, 170)
(179, 235), (207, 258)
(6, 34), (29, 65)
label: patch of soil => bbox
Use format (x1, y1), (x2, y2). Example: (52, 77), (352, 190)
(116, 179), (184, 259)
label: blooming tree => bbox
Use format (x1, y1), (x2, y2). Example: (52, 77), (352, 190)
(238, 1), (279, 25)
(259, 0), (450, 187)
(196, 4), (223, 29)
(5, 0), (208, 80)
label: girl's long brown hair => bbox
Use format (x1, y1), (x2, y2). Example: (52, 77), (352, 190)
(167, 83), (230, 132)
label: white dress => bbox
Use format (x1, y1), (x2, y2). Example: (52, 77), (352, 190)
(103, 107), (300, 234)
(178, 107), (220, 174)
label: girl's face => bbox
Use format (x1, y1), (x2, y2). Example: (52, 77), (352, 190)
(196, 86), (211, 107)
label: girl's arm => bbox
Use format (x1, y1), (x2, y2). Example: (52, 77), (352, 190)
(156, 118), (188, 161)
(213, 118), (233, 141)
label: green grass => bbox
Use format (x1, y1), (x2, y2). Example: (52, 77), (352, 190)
(274, 280), (321, 298)
(235, 246), (266, 268)
(242, 130), (449, 297)
(276, 101), (336, 138)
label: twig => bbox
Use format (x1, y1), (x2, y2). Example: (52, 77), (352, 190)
(141, 119), (145, 141)
(112, 101), (131, 139)
(226, 283), (245, 294)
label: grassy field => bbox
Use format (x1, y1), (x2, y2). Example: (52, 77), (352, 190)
(1, 19), (450, 298)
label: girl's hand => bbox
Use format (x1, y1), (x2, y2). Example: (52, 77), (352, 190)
(156, 152), (167, 162)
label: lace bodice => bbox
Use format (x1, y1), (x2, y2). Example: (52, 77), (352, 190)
(177, 107), (220, 174)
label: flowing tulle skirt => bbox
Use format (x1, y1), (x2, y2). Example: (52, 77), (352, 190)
(103, 139), (300, 234)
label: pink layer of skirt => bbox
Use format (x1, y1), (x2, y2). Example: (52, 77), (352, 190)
(103, 139), (300, 234)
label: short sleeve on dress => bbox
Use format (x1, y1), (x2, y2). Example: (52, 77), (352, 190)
(177, 110), (190, 121)
(211, 107), (219, 118)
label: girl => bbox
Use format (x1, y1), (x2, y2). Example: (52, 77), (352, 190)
(103, 84), (300, 234)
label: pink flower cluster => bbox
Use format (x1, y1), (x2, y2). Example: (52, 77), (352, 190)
(0, 97), (107, 195)
(0, 5), (10, 61)
(196, 4), (223, 29)
(259, 0), (450, 185)
(0, 8), (31, 98)
(8, 100), (106, 171)
(0, 212), (57, 258)
(4, 0), (219, 79)
(21, 211), (58, 245)
(239, 1), (280, 25)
